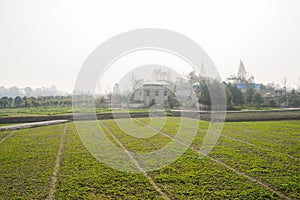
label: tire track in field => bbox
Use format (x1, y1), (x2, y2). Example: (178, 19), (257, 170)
(0, 131), (16, 145)
(221, 134), (300, 161)
(180, 123), (299, 161)
(47, 123), (68, 200)
(167, 121), (299, 161)
(100, 121), (170, 200)
(138, 120), (291, 200)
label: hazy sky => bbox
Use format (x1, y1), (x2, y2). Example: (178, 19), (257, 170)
(0, 0), (299, 92)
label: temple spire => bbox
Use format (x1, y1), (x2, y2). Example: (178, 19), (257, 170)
(238, 59), (247, 81)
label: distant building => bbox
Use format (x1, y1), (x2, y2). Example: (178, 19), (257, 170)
(235, 83), (261, 92)
(228, 60), (287, 107)
(227, 60), (261, 92)
(237, 60), (247, 81)
(131, 81), (171, 107)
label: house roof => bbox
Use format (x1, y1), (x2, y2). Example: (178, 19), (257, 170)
(135, 81), (170, 89)
(141, 81), (169, 86)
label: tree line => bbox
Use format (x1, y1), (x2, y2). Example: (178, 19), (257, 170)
(187, 71), (300, 110)
(0, 85), (67, 98)
(0, 96), (72, 109)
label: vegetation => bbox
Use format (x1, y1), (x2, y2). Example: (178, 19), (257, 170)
(0, 118), (299, 199)
(187, 71), (300, 110)
(0, 124), (66, 199)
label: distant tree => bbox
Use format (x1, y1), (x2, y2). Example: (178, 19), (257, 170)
(8, 86), (21, 97)
(23, 96), (30, 108)
(197, 79), (211, 110)
(14, 96), (24, 108)
(167, 86), (179, 109)
(225, 87), (234, 109)
(288, 89), (300, 107)
(0, 86), (7, 97)
(187, 71), (202, 84)
(253, 93), (264, 107)
(245, 87), (255, 105)
(24, 87), (33, 97)
(194, 78), (226, 110)
(268, 99), (277, 107)
(95, 96), (106, 107)
(0, 96), (10, 108)
(226, 83), (243, 106)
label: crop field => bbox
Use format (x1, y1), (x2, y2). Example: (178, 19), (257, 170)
(0, 118), (299, 199)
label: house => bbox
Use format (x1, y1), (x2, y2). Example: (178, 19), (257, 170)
(132, 81), (171, 107)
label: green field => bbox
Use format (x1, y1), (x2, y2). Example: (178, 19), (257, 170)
(0, 107), (152, 118)
(0, 118), (299, 199)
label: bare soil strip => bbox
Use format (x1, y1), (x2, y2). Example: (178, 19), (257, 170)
(141, 121), (291, 200)
(100, 121), (170, 200)
(0, 131), (16, 145)
(0, 120), (68, 131)
(47, 123), (68, 200)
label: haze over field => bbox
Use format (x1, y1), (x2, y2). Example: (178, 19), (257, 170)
(0, 0), (299, 92)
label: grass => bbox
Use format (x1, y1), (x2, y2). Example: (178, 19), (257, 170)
(0, 124), (66, 199)
(0, 107), (154, 118)
(0, 118), (299, 199)
(56, 123), (162, 199)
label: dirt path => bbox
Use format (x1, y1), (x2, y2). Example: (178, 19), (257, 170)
(0, 120), (68, 131)
(100, 121), (170, 200)
(47, 123), (68, 200)
(140, 120), (291, 200)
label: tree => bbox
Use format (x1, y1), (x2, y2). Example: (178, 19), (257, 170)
(226, 83), (243, 106)
(167, 86), (179, 109)
(24, 87), (33, 97)
(23, 96), (30, 108)
(0, 96), (10, 108)
(14, 96), (24, 108)
(289, 89), (300, 107)
(253, 93), (264, 107)
(197, 79), (211, 110)
(8, 86), (21, 97)
(245, 87), (255, 105)
(225, 87), (234, 109)
(187, 71), (202, 84)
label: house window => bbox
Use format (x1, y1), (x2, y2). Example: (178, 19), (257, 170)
(155, 91), (159, 96)
(146, 90), (150, 96)
(164, 90), (168, 96)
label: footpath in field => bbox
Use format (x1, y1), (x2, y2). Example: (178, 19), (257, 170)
(0, 120), (68, 131)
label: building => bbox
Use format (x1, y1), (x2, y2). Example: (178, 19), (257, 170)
(132, 81), (171, 107)
(235, 83), (261, 92)
(227, 60), (261, 92)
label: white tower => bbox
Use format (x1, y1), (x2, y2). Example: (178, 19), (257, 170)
(237, 60), (247, 81)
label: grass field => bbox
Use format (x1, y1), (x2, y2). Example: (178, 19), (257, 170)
(0, 118), (299, 199)
(0, 107), (152, 118)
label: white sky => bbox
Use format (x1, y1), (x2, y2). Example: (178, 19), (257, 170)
(0, 0), (299, 92)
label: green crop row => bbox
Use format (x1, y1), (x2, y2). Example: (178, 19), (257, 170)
(55, 123), (163, 199)
(0, 118), (299, 199)
(99, 119), (280, 199)
(0, 124), (65, 199)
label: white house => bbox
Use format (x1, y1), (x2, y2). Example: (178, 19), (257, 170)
(132, 81), (171, 107)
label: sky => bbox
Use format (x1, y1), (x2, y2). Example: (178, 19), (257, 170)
(0, 0), (299, 92)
